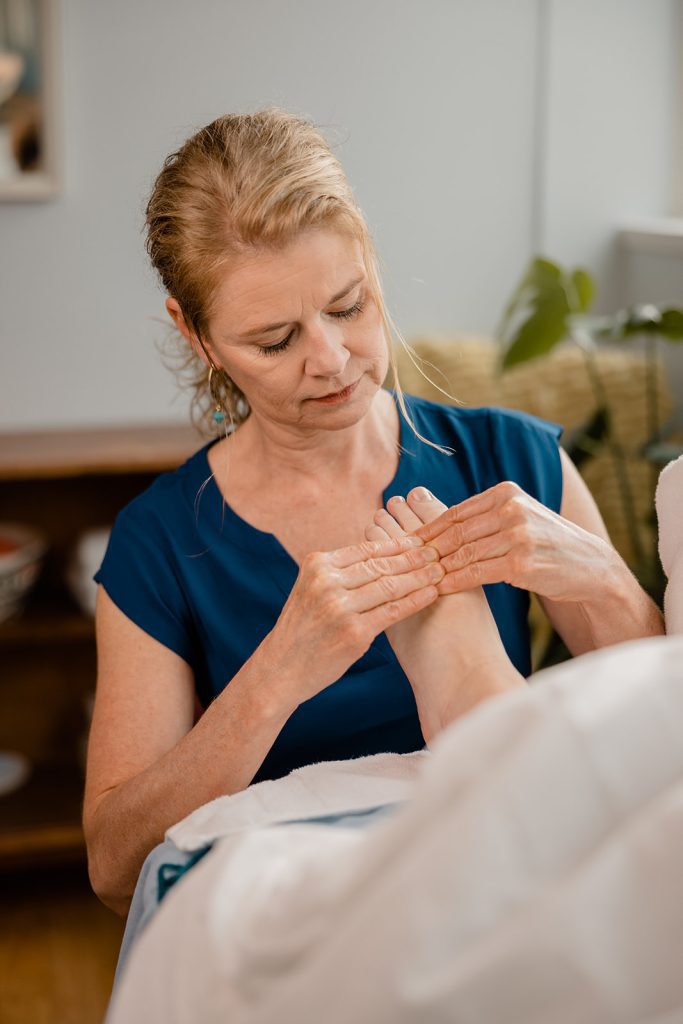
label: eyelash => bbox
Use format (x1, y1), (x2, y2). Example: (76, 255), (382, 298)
(257, 300), (365, 357)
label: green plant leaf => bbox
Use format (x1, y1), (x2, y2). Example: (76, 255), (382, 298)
(501, 286), (570, 368)
(496, 257), (562, 345)
(658, 308), (683, 340)
(569, 268), (594, 312)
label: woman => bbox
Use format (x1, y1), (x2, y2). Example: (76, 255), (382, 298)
(83, 109), (663, 917)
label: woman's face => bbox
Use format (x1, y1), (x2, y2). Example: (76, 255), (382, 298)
(180, 228), (389, 433)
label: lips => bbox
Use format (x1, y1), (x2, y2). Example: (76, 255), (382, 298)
(312, 378), (359, 401)
(320, 383), (352, 398)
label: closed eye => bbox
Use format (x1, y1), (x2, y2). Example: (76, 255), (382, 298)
(256, 299), (365, 356)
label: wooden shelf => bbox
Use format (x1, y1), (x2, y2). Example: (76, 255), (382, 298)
(0, 421), (203, 480)
(0, 593), (94, 647)
(0, 761), (86, 870)
(0, 422), (199, 871)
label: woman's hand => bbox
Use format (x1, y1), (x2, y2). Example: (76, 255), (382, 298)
(413, 480), (622, 605)
(261, 535), (445, 708)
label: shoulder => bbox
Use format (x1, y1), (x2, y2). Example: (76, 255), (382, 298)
(399, 392), (564, 512)
(401, 392), (562, 445)
(112, 442), (213, 533)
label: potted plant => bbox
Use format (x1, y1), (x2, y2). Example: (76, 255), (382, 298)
(496, 256), (683, 603)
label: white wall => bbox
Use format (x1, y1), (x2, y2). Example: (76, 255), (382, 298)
(0, 0), (679, 431)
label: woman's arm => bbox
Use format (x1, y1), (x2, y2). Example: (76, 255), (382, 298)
(84, 535), (442, 915)
(538, 449), (664, 655)
(83, 588), (298, 916)
(413, 448), (664, 656)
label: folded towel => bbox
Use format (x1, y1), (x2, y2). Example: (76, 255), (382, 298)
(656, 454), (683, 634)
(167, 750), (427, 852)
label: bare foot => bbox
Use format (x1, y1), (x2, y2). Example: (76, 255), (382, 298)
(366, 488), (524, 744)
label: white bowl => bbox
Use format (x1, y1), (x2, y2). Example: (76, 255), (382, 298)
(0, 751), (31, 797)
(0, 522), (48, 624)
(65, 527), (111, 617)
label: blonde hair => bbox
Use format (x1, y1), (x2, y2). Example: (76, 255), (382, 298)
(145, 107), (452, 449)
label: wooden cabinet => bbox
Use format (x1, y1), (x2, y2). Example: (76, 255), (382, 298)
(0, 423), (202, 869)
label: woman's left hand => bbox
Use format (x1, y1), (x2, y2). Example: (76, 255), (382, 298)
(412, 480), (622, 604)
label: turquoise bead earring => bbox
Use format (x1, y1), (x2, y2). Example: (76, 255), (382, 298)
(208, 365), (226, 427)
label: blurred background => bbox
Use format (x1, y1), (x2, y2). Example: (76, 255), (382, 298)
(1, 0), (681, 430)
(0, 2), (681, 1022)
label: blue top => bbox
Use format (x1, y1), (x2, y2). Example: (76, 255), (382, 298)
(94, 393), (563, 783)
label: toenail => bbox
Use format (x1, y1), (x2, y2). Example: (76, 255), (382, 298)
(388, 495), (405, 503)
(412, 487), (433, 501)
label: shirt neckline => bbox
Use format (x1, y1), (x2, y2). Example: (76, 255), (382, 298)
(196, 389), (417, 560)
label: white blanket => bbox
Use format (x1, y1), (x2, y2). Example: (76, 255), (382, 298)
(108, 633), (683, 1024)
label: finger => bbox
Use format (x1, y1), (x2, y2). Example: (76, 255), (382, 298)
(340, 545), (441, 590)
(414, 482), (519, 543)
(417, 508), (514, 559)
(437, 555), (515, 593)
(385, 495), (422, 532)
(350, 560), (445, 612)
(330, 534), (423, 570)
(439, 532), (512, 574)
(361, 582), (440, 635)
(405, 486), (449, 525)
(373, 507), (405, 539)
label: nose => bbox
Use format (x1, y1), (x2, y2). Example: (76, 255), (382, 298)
(303, 322), (350, 379)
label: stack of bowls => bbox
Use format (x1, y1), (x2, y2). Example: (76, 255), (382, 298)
(0, 522), (48, 624)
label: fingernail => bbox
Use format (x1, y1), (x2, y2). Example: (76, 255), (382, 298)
(403, 536), (424, 547)
(422, 547), (439, 562)
(427, 563), (445, 581)
(413, 487), (432, 501)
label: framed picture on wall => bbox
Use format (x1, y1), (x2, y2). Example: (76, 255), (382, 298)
(0, 0), (60, 200)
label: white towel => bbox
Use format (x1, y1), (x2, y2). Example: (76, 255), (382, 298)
(167, 750), (427, 852)
(656, 454), (683, 634)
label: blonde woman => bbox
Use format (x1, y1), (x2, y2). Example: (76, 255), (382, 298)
(83, 109), (663, 916)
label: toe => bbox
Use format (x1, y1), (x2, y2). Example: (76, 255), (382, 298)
(365, 522), (389, 542)
(386, 494), (422, 532)
(373, 507), (405, 538)
(406, 486), (449, 524)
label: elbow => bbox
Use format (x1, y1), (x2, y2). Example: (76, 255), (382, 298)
(86, 845), (133, 918)
(83, 812), (134, 918)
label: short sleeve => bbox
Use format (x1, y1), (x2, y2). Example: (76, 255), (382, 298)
(487, 409), (564, 513)
(93, 502), (196, 667)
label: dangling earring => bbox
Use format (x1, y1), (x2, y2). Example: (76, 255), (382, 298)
(208, 364), (226, 426)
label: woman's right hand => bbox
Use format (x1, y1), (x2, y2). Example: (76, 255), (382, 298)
(261, 535), (445, 707)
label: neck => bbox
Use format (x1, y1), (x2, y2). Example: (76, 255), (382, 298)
(229, 389), (398, 493)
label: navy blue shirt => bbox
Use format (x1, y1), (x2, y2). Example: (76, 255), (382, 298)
(94, 393), (562, 782)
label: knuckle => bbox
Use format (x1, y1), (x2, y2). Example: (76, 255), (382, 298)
(462, 562), (482, 585)
(377, 575), (399, 599)
(510, 524), (532, 549)
(384, 598), (405, 622)
(455, 541), (475, 566)
(499, 480), (522, 499)
(302, 550), (326, 574)
(446, 522), (465, 548)
(367, 556), (391, 577)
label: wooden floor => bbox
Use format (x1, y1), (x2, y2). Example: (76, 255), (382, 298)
(0, 862), (125, 1024)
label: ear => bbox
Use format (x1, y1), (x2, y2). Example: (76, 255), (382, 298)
(165, 297), (214, 366)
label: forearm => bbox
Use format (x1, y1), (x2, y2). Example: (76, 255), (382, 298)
(543, 557), (665, 657)
(85, 647), (297, 916)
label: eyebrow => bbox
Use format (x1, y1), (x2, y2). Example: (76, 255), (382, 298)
(236, 276), (365, 338)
